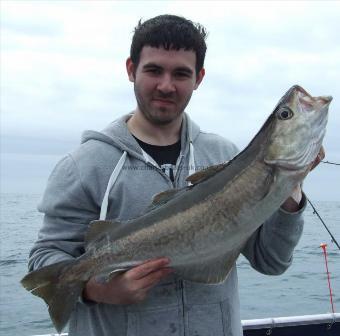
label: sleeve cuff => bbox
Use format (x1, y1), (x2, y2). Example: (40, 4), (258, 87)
(78, 293), (98, 306)
(279, 191), (307, 216)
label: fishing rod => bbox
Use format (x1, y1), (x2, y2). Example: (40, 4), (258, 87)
(306, 159), (340, 250)
(307, 198), (340, 251)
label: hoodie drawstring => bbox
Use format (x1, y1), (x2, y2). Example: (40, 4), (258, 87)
(187, 116), (196, 185)
(99, 116), (197, 218)
(188, 141), (196, 185)
(99, 151), (127, 220)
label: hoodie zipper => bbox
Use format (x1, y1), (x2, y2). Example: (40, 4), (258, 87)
(171, 153), (187, 336)
(173, 153), (185, 188)
(143, 150), (185, 188)
(180, 280), (186, 336)
(144, 151), (187, 335)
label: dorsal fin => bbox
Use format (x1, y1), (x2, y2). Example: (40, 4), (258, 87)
(85, 220), (121, 245)
(186, 162), (227, 185)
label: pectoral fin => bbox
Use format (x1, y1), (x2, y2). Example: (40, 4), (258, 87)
(152, 189), (182, 206)
(186, 162), (227, 185)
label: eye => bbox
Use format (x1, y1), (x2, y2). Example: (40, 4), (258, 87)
(175, 71), (190, 78)
(149, 69), (160, 74)
(277, 107), (294, 120)
(144, 67), (162, 75)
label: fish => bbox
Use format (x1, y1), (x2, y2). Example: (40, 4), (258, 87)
(21, 85), (332, 333)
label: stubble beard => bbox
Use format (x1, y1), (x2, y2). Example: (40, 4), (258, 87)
(134, 84), (192, 126)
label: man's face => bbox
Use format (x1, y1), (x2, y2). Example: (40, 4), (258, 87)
(127, 46), (205, 125)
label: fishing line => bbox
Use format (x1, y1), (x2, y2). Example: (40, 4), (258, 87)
(321, 160), (340, 166)
(309, 159), (340, 250)
(307, 198), (340, 251)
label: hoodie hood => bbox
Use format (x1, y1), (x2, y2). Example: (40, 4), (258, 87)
(81, 112), (201, 162)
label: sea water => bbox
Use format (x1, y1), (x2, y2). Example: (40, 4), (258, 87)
(0, 193), (339, 335)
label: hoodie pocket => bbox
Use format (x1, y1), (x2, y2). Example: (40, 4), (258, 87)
(187, 302), (225, 336)
(127, 306), (181, 336)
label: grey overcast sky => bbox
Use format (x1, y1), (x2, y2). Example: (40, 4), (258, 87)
(1, 1), (340, 200)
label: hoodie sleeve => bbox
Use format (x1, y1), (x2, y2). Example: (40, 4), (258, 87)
(28, 154), (99, 272)
(242, 193), (306, 275)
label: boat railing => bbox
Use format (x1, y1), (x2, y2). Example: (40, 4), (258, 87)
(30, 313), (340, 336)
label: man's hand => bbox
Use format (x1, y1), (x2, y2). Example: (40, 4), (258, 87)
(281, 146), (325, 212)
(83, 257), (173, 305)
(310, 146), (325, 171)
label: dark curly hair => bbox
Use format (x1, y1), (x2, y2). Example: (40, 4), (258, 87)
(130, 15), (208, 75)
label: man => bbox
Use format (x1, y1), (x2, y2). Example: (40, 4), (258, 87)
(28, 15), (323, 336)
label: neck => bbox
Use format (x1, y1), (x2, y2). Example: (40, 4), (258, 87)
(127, 109), (183, 146)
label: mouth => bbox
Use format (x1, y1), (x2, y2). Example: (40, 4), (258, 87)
(152, 98), (176, 106)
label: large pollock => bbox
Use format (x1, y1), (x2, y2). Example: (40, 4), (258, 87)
(21, 85), (332, 333)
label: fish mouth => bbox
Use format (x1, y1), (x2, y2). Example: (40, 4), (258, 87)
(297, 92), (332, 111)
(285, 85), (333, 110)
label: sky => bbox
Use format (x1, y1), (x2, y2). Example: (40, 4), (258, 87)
(1, 0), (340, 201)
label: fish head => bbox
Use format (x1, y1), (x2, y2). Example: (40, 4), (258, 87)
(264, 85), (332, 172)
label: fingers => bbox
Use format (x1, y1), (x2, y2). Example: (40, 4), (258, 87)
(94, 258), (173, 305)
(320, 146), (325, 158)
(137, 267), (174, 290)
(123, 259), (173, 302)
(129, 267), (174, 303)
(126, 257), (171, 280)
(310, 146), (325, 171)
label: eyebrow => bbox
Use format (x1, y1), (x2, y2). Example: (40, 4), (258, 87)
(143, 63), (193, 75)
(143, 63), (162, 70)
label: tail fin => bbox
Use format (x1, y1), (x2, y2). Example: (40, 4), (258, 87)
(21, 260), (85, 333)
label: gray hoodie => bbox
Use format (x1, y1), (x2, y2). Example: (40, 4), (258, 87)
(28, 113), (305, 336)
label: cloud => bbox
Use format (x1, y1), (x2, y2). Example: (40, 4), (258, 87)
(1, 0), (339, 199)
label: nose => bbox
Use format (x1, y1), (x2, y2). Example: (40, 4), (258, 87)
(156, 74), (176, 94)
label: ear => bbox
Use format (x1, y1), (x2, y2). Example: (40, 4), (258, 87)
(194, 68), (205, 90)
(126, 58), (136, 82)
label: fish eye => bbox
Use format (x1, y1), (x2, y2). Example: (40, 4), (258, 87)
(277, 107), (294, 120)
